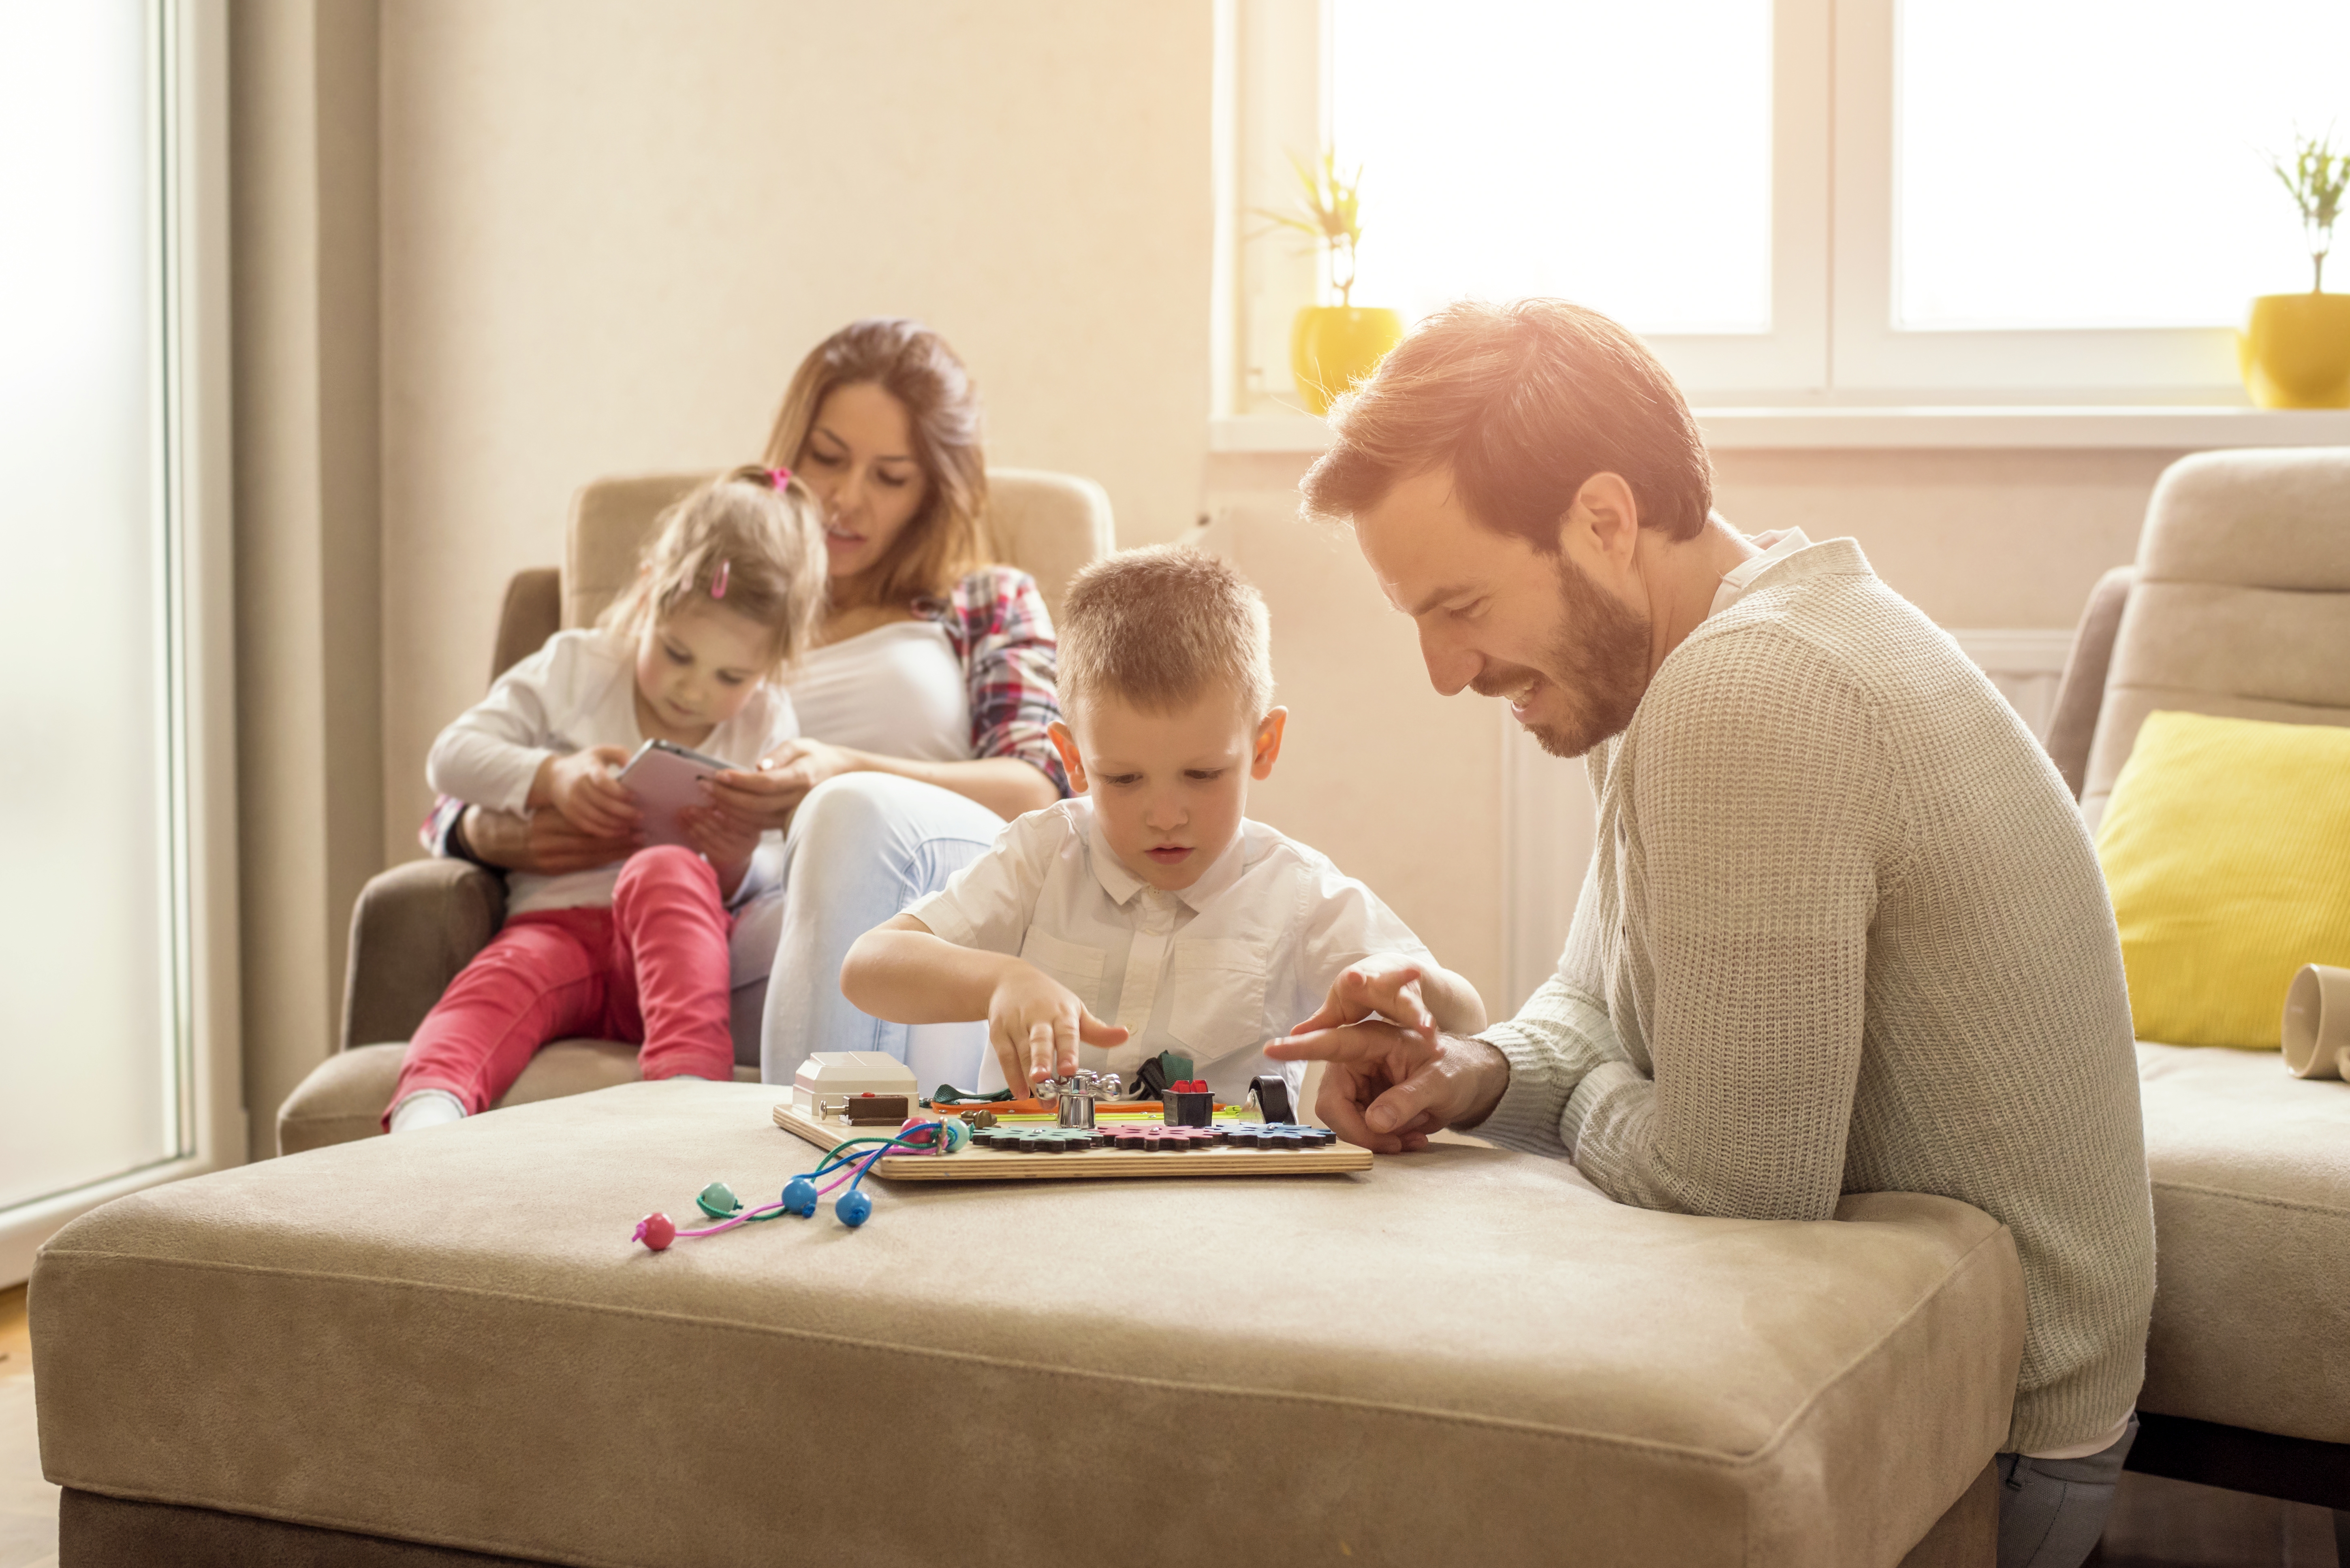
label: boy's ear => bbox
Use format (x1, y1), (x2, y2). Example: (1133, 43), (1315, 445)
(1250, 707), (1288, 780)
(1048, 720), (1088, 794)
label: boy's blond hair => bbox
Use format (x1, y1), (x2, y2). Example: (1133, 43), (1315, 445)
(1057, 545), (1273, 720)
(598, 465), (828, 681)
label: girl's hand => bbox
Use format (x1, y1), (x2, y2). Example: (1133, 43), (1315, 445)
(539, 746), (640, 838)
(705, 738), (861, 828)
(1290, 954), (1434, 1042)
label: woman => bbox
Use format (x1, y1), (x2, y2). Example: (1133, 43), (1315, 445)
(438, 318), (1068, 1090)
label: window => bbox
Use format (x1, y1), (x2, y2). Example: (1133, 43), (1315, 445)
(1222, 0), (2348, 407)
(0, 0), (236, 1280)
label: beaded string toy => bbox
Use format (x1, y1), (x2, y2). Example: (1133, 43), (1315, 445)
(630, 1116), (969, 1248)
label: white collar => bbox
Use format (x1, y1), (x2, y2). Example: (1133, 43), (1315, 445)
(1085, 802), (1252, 913)
(1707, 527), (1814, 619)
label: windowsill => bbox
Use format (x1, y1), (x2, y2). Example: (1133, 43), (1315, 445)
(1211, 406), (2350, 454)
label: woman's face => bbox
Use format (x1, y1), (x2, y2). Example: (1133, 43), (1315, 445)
(799, 381), (929, 585)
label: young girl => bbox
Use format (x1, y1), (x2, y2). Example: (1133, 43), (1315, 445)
(385, 466), (827, 1133)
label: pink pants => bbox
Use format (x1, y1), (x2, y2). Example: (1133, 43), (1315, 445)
(387, 845), (735, 1124)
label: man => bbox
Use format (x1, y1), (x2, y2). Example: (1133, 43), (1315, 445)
(1269, 299), (2154, 1568)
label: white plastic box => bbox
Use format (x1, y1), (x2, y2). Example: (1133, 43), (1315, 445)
(790, 1051), (920, 1118)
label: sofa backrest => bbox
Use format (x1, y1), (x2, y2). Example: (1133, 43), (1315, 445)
(2081, 447), (2350, 831)
(559, 467), (1114, 634)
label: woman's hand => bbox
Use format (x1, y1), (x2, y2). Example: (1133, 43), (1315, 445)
(704, 738), (863, 830)
(678, 802), (762, 896)
(536, 746), (641, 837)
(460, 804), (641, 875)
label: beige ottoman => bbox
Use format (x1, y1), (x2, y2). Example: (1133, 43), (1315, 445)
(35, 1082), (2019, 1567)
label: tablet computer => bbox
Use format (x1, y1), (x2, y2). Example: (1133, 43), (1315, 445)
(615, 738), (734, 848)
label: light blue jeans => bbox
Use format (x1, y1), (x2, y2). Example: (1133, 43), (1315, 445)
(727, 773), (1007, 1094)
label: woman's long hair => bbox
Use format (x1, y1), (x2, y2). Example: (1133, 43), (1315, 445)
(761, 318), (990, 608)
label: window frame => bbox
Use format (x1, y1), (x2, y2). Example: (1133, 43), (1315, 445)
(0, 0), (244, 1285)
(1219, 0), (2257, 411)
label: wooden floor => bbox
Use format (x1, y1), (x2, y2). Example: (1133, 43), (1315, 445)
(0, 1275), (2332, 1568)
(0, 1283), (56, 1568)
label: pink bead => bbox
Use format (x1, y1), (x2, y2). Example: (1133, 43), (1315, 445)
(637, 1212), (676, 1251)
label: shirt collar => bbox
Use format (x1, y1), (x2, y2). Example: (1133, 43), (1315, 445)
(1083, 801), (1251, 914)
(1707, 527), (1814, 618)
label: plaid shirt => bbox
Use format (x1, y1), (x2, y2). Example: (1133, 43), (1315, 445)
(423, 563), (1069, 857)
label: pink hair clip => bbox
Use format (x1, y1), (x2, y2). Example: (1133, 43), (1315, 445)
(710, 559), (730, 600)
(767, 465), (792, 490)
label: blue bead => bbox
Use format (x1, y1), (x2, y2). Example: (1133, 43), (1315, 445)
(781, 1177), (819, 1217)
(836, 1189), (874, 1229)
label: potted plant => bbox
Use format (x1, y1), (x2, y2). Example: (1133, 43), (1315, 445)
(1255, 149), (1404, 416)
(2241, 130), (2350, 408)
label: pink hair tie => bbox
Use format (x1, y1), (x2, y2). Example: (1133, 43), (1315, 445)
(710, 560), (730, 600)
(767, 465), (791, 489)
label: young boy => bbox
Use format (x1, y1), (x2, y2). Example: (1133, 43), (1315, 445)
(841, 545), (1484, 1107)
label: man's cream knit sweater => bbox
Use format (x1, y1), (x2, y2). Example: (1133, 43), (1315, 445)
(1478, 537), (2155, 1455)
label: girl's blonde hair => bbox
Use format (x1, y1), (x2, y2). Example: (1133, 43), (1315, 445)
(761, 318), (991, 609)
(597, 465), (828, 680)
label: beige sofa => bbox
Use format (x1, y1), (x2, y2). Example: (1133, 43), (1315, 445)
(2040, 447), (2350, 1545)
(275, 467), (1114, 1156)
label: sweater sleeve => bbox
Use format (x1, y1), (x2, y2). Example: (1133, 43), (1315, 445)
(424, 638), (571, 815)
(1562, 631), (1903, 1220)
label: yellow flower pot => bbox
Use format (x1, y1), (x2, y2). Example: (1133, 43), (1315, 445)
(1290, 306), (1406, 416)
(2237, 292), (2350, 408)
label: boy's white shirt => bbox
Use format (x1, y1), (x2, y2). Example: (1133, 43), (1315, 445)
(907, 794), (1437, 1101)
(426, 628), (799, 917)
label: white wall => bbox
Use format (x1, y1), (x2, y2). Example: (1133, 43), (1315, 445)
(378, 0), (1216, 860)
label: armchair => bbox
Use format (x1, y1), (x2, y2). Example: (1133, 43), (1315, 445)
(276, 468), (1113, 1155)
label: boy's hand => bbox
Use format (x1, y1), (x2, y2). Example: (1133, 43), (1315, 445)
(988, 962), (1129, 1091)
(1291, 952), (1434, 1041)
(541, 747), (640, 838)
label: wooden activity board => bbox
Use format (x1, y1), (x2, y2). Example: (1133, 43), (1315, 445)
(772, 1104), (1372, 1182)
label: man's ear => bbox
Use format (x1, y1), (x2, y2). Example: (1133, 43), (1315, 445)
(1048, 720), (1089, 794)
(1250, 707), (1288, 780)
(1559, 471), (1642, 569)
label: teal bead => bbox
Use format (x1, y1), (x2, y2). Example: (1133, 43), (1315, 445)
(696, 1180), (741, 1218)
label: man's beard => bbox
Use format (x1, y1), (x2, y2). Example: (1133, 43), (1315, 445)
(1473, 553), (1651, 759)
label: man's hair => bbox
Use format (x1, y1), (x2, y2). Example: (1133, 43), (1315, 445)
(1299, 298), (1713, 547)
(1058, 545), (1274, 720)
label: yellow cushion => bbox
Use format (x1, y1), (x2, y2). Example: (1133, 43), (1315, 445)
(2095, 710), (2350, 1048)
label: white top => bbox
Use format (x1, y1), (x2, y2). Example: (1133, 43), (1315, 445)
(784, 619), (973, 762)
(426, 628), (799, 916)
(907, 796), (1436, 1101)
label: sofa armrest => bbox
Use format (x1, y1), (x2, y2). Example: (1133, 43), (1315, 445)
(491, 566), (561, 683)
(340, 858), (505, 1050)
(2044, 564), (2136, 800)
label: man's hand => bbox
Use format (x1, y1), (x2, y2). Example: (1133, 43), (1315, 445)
(1291, 952), (1434, 1039)
(463, 803), (641, 874)
(537, 746), (641, 838)
(704, 738), (862, 830)
(1265, 1024), (1510, 1154)
(987, 962), (1129, 1092)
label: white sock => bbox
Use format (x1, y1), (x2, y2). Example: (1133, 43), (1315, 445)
(388, 1088), (468, 1133)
